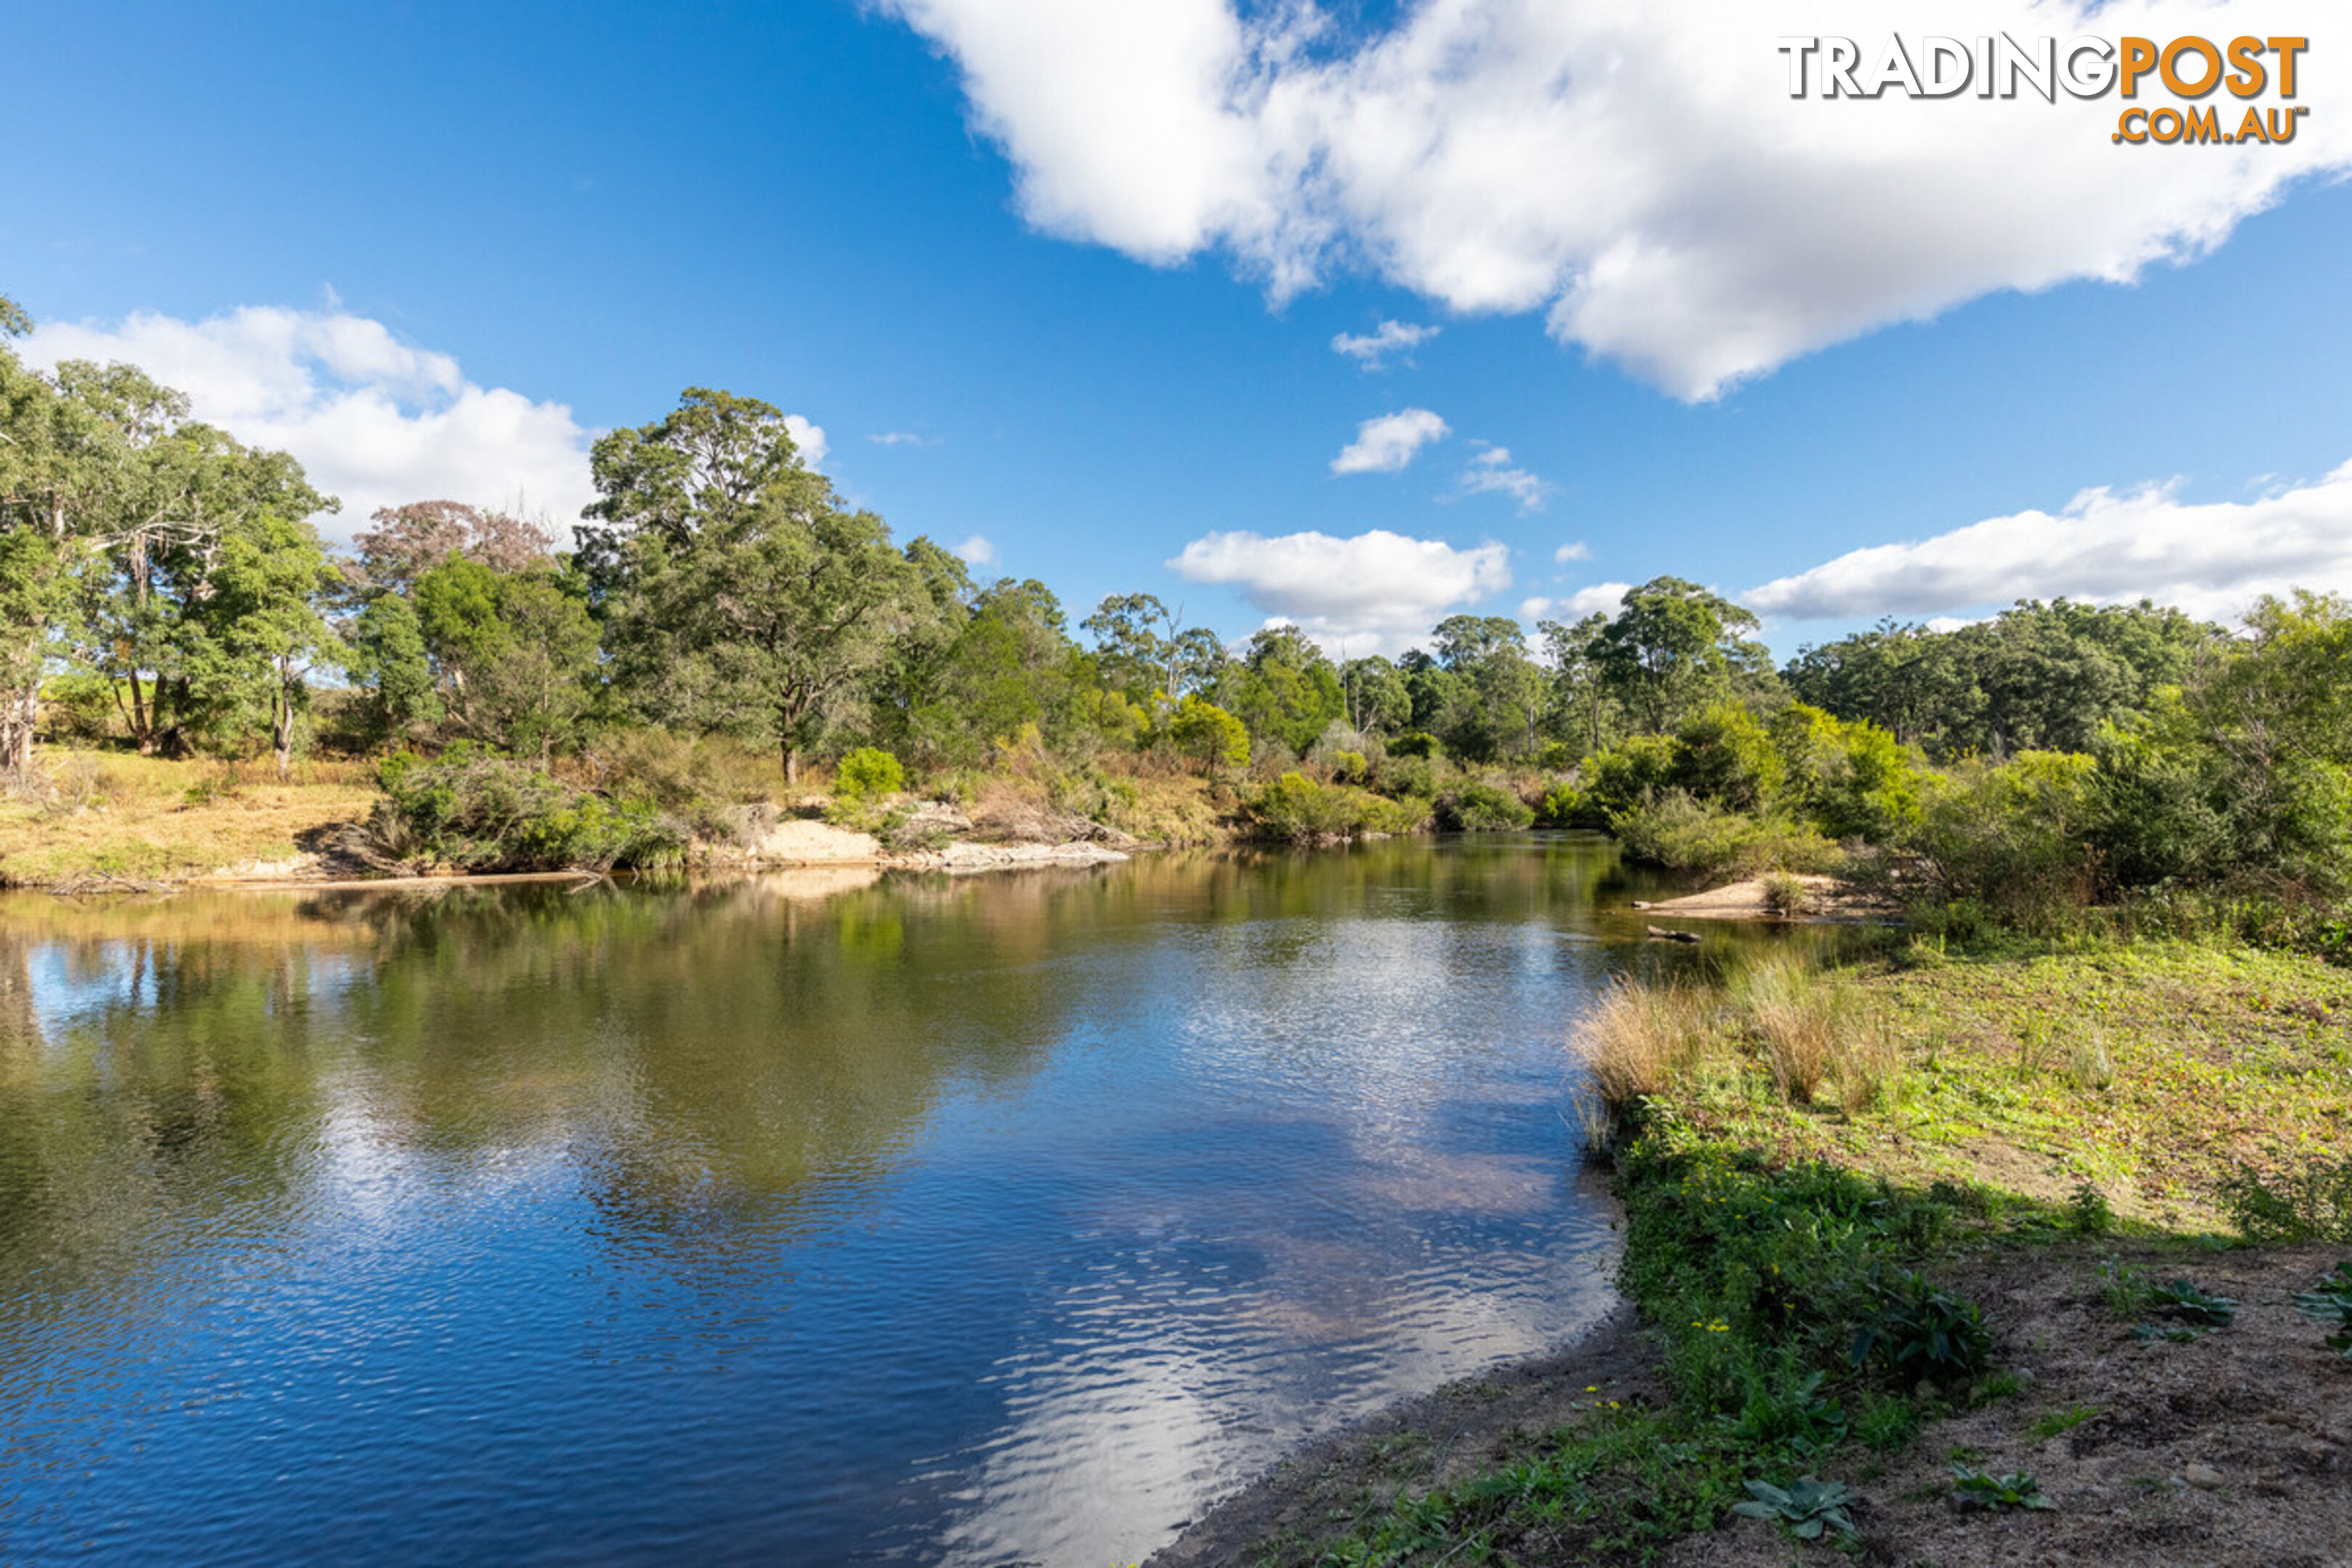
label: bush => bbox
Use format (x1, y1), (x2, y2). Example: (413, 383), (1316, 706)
(1908, 752), (2099, 924)
(1169, 694), (1249, 771)
(1436, 780), (1534, 832)
(38, 674), (118, 743)
(1388, 730), (1442, 760)
(369, 743), (682, 872)
(833, 746), (905, 805)
(1538, 779), (1583, 827)
(1245, 772), (1424, 844)
(1613, 791), (1842, 878)
(2219, 1154), (2352, 1244)
(1849, 1268), (1992, 1387)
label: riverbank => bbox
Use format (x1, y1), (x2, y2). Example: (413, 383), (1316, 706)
(1156, 933), (2352, 1565)
(0, 752), (1212, 891)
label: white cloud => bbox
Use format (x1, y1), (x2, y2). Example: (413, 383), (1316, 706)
(1553, 541), (1591, 564)
(1747, 460), (2352, 624)
(21, 304), (830, 543)
(867, 430), (939, 446)
(951, 533), (999, 567)
(881, 0), (2352, 399)
(1331, 407), (1448, 475)
(783, 414), (829, 467)
(1518, 597), (1553, 621)
(1558, 582), (1633, 619)
(1168, 526), (1511, 653)
(1331, 318), (1438, 369)
(1456, 444), (1545, 510)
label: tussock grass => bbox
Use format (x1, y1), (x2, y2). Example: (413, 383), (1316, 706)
(1574, 952), (1903, 1118)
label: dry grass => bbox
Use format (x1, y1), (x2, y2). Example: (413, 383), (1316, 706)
(0, 750), (374, 887)
(1573, 954), (1904, 1117)
(1572, 976), (1718, 1103)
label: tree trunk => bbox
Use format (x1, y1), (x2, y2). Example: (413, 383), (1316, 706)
(783, 743), (799, 785)
(0, 682), (34, 775)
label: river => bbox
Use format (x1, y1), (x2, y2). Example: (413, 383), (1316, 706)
(0, 835), (1750, 1566)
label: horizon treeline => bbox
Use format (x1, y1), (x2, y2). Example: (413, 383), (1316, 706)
(7, 298), (2351, 915)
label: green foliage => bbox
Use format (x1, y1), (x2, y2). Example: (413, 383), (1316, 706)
(2144, 1278), (2237, 1328)
(2098, 1259), (2157, 1319)
(1387, 730), (1441, 760)
(1244, 772), (1424, 844)
(2218, 1154), (2352, 1244)
(2064, 1181), (2114, 1236)
(1730, 1475), (1859, 1541)
(1537, 778), (1582, 827)
(1908, 751), (2099, 923)
(1848, 1268), (1992, 1387)
(2025, 1403), (2099, 1441)
(371, 743), (682, 872)
(1169, 693), (1249, 770)
(2292, 1262), (2352, 1362)
(346, 592), (441, 749)
(833, 746), (905, 806)
(1949, 1466), (2051, 1512)
(1434, 780), (1534, 832)
(1612, 791), (1840, 878)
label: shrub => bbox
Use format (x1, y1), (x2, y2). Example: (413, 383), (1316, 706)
(1388, 730), (1442, 760)
(369, 743), (682, 872)
(1849, 1269), (1992, 1387)
(1760, 870), (1813, 918)
(2293, 1262), (2352, 1362)
(1535, 739), (1577, 772)
(38, 673), (118, 743)
(1436, 780), (1534, 832)
(1908, 752), (2100, 925)
(833, 746), (905, 805)
(1537, 779), (1583, 827)
(1245, 772), (1423, 844)
(2219, 1154), (2352, 1243)
(1613, 791), (1841, 878)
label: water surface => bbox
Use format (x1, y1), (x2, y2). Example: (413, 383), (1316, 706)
(1, 836), (1720, 1565)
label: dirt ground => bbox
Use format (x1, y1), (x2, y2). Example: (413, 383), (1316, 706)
(1153, 1244), (2352, 1568)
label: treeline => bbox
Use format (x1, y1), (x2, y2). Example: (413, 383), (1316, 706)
(6, 298), (2350, 923)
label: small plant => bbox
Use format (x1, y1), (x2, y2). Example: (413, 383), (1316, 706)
(2064, 1181), (2114, 1236)
(1760, 870), (1815, 918)
(2146, 1278), (2237, 1328)
(2293, 1261), (2352, 1363)
(1731, 1475), (1860, 1541)
(2025, 1404), (2099, 1442)
(2098, 1258), (2155, 1318)
(1850, 1269), (1993, 1387)
(1949, 1466), (2051, 1512)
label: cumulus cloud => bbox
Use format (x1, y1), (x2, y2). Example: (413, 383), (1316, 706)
(950, 533), (999, 567)
(1747, 461), (2352, 624)
(881, 0), (2352, 399)
(1331, 407), (1449, 474)
(1558, 582), (1633, 619)
(1553, 541), (1591, 564)
(1168, 526), (1511, 653)
(22, 304), (830, 542)
(1457, 444), (1546, 510)
(1331, 318), (1439, 369)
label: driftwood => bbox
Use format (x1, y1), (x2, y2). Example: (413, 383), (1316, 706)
(1645, 924), (1701, 944)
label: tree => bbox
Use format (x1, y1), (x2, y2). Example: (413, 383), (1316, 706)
(187, 513), (343, 774)
(1083, 592), (1224, 698)
(1591, 576), (1771, 733)
(412, 557), (598, 761)
(1222, 626), (1343, 756)
(351, 500), (555, 593)
(1339, 656), (1412, 735)
(346, 592), (441, 750)
(589, 389), (917, 780)
(1169, 693), (1249, 772)
(1538, 613), (1617, 758)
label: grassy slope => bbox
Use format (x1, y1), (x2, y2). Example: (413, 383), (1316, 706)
(0, 753), (376, 886)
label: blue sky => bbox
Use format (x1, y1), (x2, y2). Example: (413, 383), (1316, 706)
(7, 1), (2351, 658)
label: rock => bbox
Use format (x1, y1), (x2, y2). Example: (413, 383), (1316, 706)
(2181, 1463), (2224, 1490)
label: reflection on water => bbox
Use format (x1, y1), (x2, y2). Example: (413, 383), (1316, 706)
(0, 837), (1777, 1566)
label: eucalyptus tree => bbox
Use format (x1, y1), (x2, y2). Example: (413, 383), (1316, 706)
(1591, 576), (1772, 734)
(583, 388), (918, 780)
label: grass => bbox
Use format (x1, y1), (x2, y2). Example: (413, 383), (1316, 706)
(0, 751), (377, 887)
(1638, 937), (2352, 1229)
